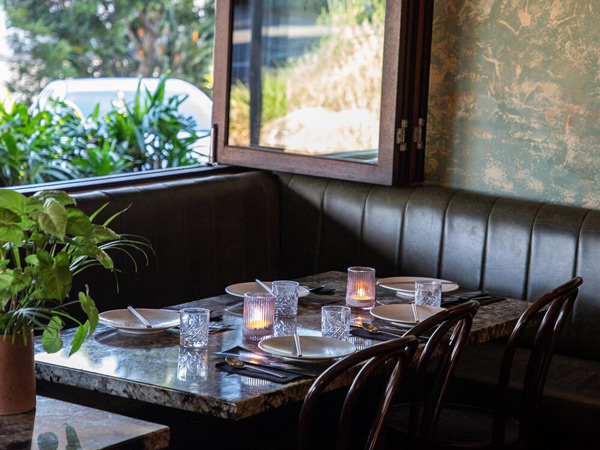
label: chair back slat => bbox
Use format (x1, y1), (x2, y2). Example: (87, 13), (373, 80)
(297, 335), (419, 450)
(492, 277), (582, 448)
(405, 300), (479, 448)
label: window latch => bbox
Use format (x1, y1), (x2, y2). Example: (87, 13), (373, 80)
(396, 119), (408, 151)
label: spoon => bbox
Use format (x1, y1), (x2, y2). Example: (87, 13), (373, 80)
(225, 356), (287, 379)
(361, 322), (404, 337)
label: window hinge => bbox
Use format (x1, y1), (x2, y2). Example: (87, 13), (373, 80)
(396, 119), (408, 151)
(413, 118), (425, 150)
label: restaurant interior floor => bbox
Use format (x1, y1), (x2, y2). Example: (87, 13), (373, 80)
(40, 376), (593, 450)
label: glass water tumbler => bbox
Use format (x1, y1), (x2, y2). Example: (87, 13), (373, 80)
(321, 305), (351, 341)
(345, 266), (376, 310)
(414, 280), (442, 307)
(243, 292), (275, 341)
(272, 280), (300, 317)
(180, 307), (210, 348)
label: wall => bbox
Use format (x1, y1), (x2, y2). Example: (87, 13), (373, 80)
(425, 0), (600, 208)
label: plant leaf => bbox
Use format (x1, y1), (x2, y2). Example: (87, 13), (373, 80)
(69, 320), (89, 356)
(33, 190), (77, 206)
(0, 272), (13, 289)
(42, 316), (64, 353)
(92, 224), (120, 241)
(37, 198), (67, 238)
(39, 264), (72, 301)
(0, 189), (28, 218)
(78, 289), (98, 336)
(66, 208), (93, 238)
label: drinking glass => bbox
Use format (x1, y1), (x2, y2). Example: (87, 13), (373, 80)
(243, 292), (275, 341)
(272, 280), (300, 317)
(321, 305), (351, 341)
(414, 280), (442, 307)
(180, 308), (210, 348)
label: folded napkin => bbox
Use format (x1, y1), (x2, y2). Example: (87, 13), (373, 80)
(442, 291), (505, 307)
(299, 294), (341, 306)
(215, 361), (305, 383)
(350, 328), (402, 341)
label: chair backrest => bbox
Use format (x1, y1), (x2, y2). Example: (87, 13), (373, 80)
(297, 335), (419, 450)
(493, 277), (582, 448)
(405, 300), (479, 449)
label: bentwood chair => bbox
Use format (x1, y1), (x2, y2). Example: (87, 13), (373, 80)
(297, 335), (419, 450)
(396, 277), (582, 450)
(385, 300), (479, 450)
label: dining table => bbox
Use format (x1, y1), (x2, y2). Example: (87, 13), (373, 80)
(33, 271), (533, 447)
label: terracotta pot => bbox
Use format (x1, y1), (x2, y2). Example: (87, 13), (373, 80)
(0, 331), (36, 415)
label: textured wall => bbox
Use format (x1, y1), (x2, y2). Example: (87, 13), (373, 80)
(425, 0), (600, 208)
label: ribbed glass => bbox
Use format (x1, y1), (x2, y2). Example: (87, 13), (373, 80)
(243, 292), (275, 341)
(345, 266), (376, 310)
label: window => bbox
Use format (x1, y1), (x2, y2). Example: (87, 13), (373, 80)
(0, 1), (216, 188)
(213, 0), (434, 185)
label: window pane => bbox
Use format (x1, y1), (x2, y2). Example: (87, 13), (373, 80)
(228, 0), (385, 163)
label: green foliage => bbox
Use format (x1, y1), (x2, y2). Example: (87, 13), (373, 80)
(0, 75), (202, 186)
(3, 0), (215, 101)
(0, 189), (151, 354)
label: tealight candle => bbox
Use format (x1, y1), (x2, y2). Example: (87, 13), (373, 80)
(243, 292), (275, 341)
(346, 266), (376, 311)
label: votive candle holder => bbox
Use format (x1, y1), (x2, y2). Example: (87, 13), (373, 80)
(243, 292), (275, 341)
(345, 266), (376, 311)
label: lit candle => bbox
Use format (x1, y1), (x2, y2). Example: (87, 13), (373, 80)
(243, 292), (275, 341)
(346, 267), (376, 311)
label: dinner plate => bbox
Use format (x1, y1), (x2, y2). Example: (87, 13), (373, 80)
(98, 309), (180, 334)
(258, 335), (356, 361)
(377, 276), (459, 298)
(370, 304), (444, 324)
(225, 282), (310, 298)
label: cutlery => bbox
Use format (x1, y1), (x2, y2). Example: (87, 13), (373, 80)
(410, 302), (420, 323)
(382, 281), (454, 286)
(255, 279), (274, 295)
(361, 322), (405, 338)
(293, 332), (302, 357)
(225, 356), (288, 379)
(127, 306), (152, 328)
(214, 351), (323, 376)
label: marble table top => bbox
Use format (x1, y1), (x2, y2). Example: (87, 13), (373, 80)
(34, 271), (531, 421)
(0, 396), (169, 450)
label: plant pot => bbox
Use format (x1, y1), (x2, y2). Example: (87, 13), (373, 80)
(0, 331), (36, 415)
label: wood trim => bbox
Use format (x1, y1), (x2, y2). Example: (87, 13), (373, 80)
(212, 0), (428, 186)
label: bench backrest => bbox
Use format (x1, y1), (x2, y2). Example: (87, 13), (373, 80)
(278, 173), (600, 360)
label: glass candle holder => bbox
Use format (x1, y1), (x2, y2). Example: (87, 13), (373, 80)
(345, 266), (376, 310)
(243, 292), (275, 341)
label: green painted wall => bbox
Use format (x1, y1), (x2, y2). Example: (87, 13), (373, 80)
(425, 0), (600, 208)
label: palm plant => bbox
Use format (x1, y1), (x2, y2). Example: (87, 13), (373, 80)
(0, 188), (151, 354)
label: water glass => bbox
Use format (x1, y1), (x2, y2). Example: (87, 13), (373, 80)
(180, 307), (210, 348)
(272, 280), (299, 317)
(243, 292), (275, 341)
(414, 280), (442, 307)
(274, 316), (298, 337)
(321, 305), (351, 341)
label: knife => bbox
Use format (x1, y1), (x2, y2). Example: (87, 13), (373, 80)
(213, 351), (322, 376)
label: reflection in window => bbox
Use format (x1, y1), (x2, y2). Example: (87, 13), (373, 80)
(228, 0), (385, 163)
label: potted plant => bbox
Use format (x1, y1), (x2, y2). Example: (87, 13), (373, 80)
(0, 188), (150, 415)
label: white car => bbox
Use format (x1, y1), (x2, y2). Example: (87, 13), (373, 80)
(36, 77), (213, 162)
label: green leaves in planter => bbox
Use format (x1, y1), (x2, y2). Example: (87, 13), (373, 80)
(0, 188), (151, 354)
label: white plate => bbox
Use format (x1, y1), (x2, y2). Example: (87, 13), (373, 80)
(225, 282), (310, 298)
(378, 276), (459, 298)
(370, 304), (444, 324)
(98, 309), (180, 334)
(258, 335), (356, 361)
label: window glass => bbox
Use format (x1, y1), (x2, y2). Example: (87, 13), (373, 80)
(228, 0), (385, 163)
(0, 1), (215, 187)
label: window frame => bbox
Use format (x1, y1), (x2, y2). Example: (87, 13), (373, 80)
(212, 0), (433, 186)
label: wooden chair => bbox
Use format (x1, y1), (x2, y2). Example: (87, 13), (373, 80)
(393, 277), (582, 450)
(297, 335), (419, 450)
(385, 300), (479, 450)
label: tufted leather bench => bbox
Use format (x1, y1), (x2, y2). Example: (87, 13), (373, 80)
(71, 169), (600, 442)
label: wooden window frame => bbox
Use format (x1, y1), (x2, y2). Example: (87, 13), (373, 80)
(212, 0), (434, 186)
